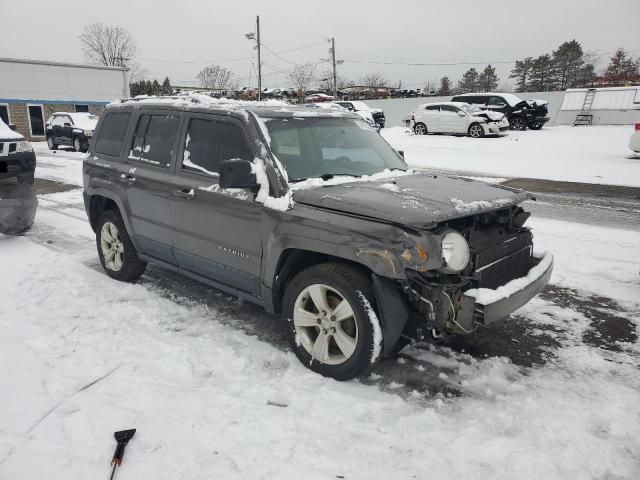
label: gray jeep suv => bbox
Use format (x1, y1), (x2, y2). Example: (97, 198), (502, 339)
(83, 96), (553, 380)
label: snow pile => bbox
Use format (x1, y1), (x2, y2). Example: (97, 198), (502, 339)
(449, 196), (515, 213)
(0, 118), (23, 140)
(465, 252), (553, 305)
(356, 290), (383, 364)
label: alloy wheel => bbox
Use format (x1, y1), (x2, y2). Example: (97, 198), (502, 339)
(469, 124), (483, 137)
(414, 123), (427, 135)
(100, 222), (125, 271)
(293, 283), (358, 365)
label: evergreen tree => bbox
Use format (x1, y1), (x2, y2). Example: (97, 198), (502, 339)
(509, 57), (532, 92)
(456, 68), (479, 93)
(527, 55), (555, 91)
(437, 76), (451, 96)
(478, 64), (499, 92)
(161, 77), (173, 95)
(552, 40), (585, 89)
(145, 80), (153, 95)
(151, 79), (161, 96)
(602, 48), (640, 86)
(576, 63), (597, 88)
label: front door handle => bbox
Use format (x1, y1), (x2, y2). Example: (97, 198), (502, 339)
(120, 173), (136, 184)
(174, 187), (195, 199)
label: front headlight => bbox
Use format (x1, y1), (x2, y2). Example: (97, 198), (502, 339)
(15, 141), (33, 154)
(84, 130), (93, 136)
(440, 230), (470, 273)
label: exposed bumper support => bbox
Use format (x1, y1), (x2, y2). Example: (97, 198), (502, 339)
(455, 252), (553, 331)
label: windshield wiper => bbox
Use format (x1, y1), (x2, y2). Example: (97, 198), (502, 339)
(319, 173), (362, 180)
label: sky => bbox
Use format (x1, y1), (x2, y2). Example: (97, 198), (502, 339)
(1, 0), (638, 91)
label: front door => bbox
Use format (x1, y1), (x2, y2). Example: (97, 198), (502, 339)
(170, 113), (263, 297)
(440, 105), (467, 133)
(122, 111), (182, 263)
(60, 115), (74, 145)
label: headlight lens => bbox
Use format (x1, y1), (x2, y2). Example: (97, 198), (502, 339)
(15, 141), (33, 153)
(84, 130), (93, 136)
(440, 230), (470, 273)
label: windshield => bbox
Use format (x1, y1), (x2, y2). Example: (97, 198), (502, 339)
(264, 117), (407, 181)
(460, 104), (483, 114)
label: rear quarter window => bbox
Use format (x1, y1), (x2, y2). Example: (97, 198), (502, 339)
(94, 112), (132, 157)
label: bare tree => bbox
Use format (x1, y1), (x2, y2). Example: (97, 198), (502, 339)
(79, 23), (137, 67)
(128, 62), (148, 82)
(287, 63), (317, 95)
(196, 65), (235, 90)
(359, 72), (387, 88)
(318, 68), (353, 91)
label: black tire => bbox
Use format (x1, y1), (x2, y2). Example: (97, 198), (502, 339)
(528, 121), (543, 130)
(96, 209), (147, 282)
(282, 262), (383, 381)
(468, 123), (485, 138)
(47, 137), (58, 150)
(18, 173), (35, 185)
(510, 117), (527, 131)
(414, 122), (428, 135)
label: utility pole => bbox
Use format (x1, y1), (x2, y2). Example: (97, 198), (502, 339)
(331, 37), (337, 99)
(256, 16), (262, 101)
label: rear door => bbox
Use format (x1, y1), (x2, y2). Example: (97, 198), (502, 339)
(170, 113), (263, 296)
(122, 110), (182, 263)
(486, 96), (509, 114)
(421, 105), (443, 132)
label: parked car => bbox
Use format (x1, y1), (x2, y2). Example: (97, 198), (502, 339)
(46, 112), (99, 152)
(83, 96), (552, 380)
(450, 93), (549, 130)
(629, 118), (640, 154)
(335, 101), (386, 128)
(410, 102), (509, 138)
(0, 118), (36, 184)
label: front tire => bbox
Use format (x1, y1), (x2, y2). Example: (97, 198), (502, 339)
(468, 123), (485, 138)
(414, 122), (427, 135)
(510, 117), (527, 131)
(96, 209), (147, 282)
(282, 263), (383, 381)
(73, 137), (82, 152)
(47, 137), (58, 150)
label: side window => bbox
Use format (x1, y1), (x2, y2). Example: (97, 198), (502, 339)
(52, 116), (65, 127)
(441, 105), (459, 114)
(129, 114), (180, 168)
(182, 118), (219, 175)
(181, 119), (252, 175)
(488, 97), (507, 107)
(425, 105), (440, 111)
(95, 112), (132, 157)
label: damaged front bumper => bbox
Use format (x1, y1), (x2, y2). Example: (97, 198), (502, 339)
(454, 252), (553, 331)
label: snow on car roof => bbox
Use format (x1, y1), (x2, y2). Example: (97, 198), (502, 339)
(51, 112), (100, 130)
(419, 101), (471, 108)
(454, 92), (524, 107)
(111, 93), (356, 119)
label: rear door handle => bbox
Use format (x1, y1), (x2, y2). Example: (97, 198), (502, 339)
(120, 173), (136, 184)
(174, 187), (195, 199)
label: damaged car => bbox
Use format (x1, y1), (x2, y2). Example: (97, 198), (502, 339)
(411, 102), (509, 137)
(451, 93), (550, 130)
(83, 96), (553, 380)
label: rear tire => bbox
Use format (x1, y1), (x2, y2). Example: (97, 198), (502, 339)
(96, 209), (147, 282)
(528, 121), (543, 130)
(282, 263), (383, 380)
(468, 123), (485, 138)
(414, 122), (427, 135)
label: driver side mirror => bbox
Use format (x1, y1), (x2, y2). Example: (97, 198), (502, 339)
(219, 159), (259, 192)
(397, 150), (405, 159)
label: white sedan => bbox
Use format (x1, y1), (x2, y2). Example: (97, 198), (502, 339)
(410, 101), (509, 138)
(630, 119), (640, 154)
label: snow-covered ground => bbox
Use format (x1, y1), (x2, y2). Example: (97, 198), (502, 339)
(1, 136), (640, 479)
(382, 125), (640, 187)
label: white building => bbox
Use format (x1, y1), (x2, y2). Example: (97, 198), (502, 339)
(0, 58), (129, 140)
(557, 86), (640, 125)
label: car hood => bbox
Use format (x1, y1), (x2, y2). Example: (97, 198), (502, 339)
(292, 172), (532, 227)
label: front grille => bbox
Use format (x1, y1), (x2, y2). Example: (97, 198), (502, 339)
(475, 232), (532, 269)
(476, 246), (532, 289)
